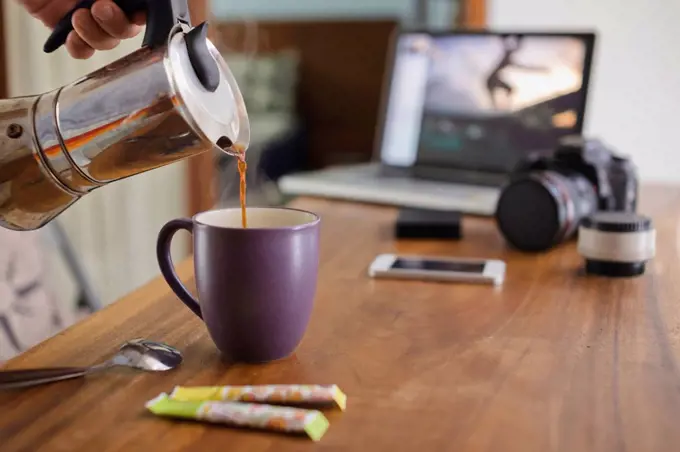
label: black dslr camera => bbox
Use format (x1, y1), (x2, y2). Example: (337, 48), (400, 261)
(495, 136), (639, 252)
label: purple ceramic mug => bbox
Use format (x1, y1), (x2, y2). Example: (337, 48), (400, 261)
(157, 207), (320, 363)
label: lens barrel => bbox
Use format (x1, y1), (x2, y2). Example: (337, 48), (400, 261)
(495, 170), (598, 252)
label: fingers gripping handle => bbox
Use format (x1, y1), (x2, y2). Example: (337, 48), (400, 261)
(43, 0), (191, 53)
(43, 0), (99, 53)
(156, 218), (202, 319)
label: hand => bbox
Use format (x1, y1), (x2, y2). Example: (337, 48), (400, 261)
(19, 0), (146, 59)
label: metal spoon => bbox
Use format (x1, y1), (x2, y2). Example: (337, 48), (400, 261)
(0, 339), (183, 390)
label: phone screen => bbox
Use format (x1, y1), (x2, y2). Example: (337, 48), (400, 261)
(391, 258), (485, 273)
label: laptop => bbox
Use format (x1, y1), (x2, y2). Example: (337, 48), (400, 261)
(278, 30), (596, 215)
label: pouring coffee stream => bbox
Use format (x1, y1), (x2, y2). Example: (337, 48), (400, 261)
(0, 0), (250, 231)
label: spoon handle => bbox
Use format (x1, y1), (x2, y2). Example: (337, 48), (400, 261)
(0, 367), (89, 390)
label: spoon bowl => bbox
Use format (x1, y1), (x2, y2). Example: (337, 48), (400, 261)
(111, 339), (183, 372)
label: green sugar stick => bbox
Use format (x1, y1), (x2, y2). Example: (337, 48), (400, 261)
(170, 384), (347, 411)
(146, 393), (330, 442)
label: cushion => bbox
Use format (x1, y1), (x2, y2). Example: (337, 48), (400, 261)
(0, 230), (67, 362)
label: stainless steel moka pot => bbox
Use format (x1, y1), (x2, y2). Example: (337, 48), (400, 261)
(0, 0), (249, 231)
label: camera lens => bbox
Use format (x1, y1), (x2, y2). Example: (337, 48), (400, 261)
(495, 170), (598, 252)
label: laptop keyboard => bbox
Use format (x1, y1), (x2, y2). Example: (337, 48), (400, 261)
(279, 164), (501, 216)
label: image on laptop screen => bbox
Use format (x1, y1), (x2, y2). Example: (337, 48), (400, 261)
(378, 32), (594, 174)
(416, 33), (594, 173)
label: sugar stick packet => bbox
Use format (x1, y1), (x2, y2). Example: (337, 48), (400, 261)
(146, 393), (329, 442)
(170, 384), (347, 411)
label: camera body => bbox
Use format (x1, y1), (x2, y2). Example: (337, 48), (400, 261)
(495, 136), (639, 252)
(514, 136), (638, 213)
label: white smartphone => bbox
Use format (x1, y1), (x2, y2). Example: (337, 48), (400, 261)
(368, 254), (506, 286)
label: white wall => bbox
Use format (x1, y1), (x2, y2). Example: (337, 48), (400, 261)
(211, 0), (414, 19)
(489, 0), (680, 183)
(210, 0), (457, 29)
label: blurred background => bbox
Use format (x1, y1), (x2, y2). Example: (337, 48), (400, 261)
(0, 0), (677, 359)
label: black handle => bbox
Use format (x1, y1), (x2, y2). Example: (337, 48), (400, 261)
(43, 0), (191, 53)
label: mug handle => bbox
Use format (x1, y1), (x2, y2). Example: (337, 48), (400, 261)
(156, 218), (202, 319)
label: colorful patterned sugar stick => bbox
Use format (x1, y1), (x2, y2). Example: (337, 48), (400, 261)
(145, 393), (330, 442)
(170, 384), (347, 411)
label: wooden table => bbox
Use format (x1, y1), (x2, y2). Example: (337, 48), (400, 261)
(2, 186), (680, 451)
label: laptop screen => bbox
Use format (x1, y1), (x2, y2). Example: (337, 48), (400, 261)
(378, 31), (595, 174)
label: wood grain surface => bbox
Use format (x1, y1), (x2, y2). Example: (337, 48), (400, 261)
(2, 186), (680, 451)
(214, 19), (398, 169)
(457, 0), (487, 29)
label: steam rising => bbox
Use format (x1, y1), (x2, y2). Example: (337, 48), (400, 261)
(206, 17), (282, 209)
